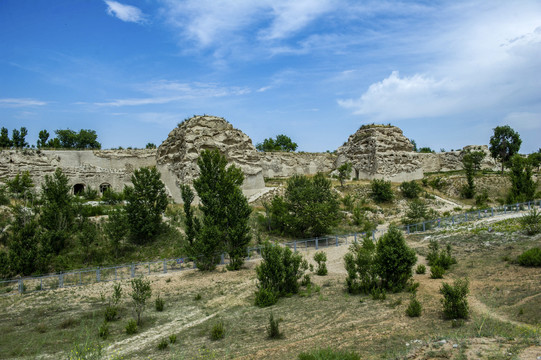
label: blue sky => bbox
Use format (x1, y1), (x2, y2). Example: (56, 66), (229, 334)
(1, 0), (540, 152)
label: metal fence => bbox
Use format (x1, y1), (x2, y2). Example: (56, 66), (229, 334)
(1, 199), (539, 296)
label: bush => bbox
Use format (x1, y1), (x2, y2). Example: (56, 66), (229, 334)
(255, 287), (278, 308)
(157, 338), (169, 350)
(267, 313), (282, 339)
(400, 181), (421, 199)
(475, 190), (489, 206)
(314, 251), (328, 276)
(374, 226), (417, 291)
(98, 321), (109, 339)
(155, 296), (165, 312)
(430, 265), (445, 279)
(169, 334), (177, 344)
(416, 264), (426, 275)
(104, 306), (118, 322)
(125, 319), (138, 334)
(406, 296), (422, 317)
(517, 247), (541, 267)
(130, 278), (152, 325)
(440, 278), (469, 319)
(370, 287), (386, 300)
(426, 241), (456, 270)
(520, 209), (541, 235)
(210, 321), (225, 340)
(298, 348), (360, 360)
(370, 179), (394, 203)
(428, 177), (447, 191)
(67, 341), (103, 360)
(344, 237), (378, 294)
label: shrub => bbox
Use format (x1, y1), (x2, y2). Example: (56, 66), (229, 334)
(169, 334), (177, 344)
(428, 177), (447, 191)
(210, 321), (225, 340)
(400, 181), (421, 199)
(416, 264), (426, 274)
(125, 319), (138, 334)
(98, 321), (109, 339)
(374, 226), (417, 291)
(155, 296), (165, 312)
(344, 237), (378, 294)
(406, 296), (422, 317)
(301, 274), (311, 287)
(430, 265), (445, 279)
(520, 209), (541, 235)
(370, 179), (394, 203)
(267, 313), (282, 339)
(351, 206), (377, 232)
(370, 287), (386, 300)
(517, 247), (541, 267)
(194, 293), (202, 301)
(104, 306), (118, 322)
(314, 251), (328, 276)
(440, 278), (469, 319)
(426, 241), (456, 270)
(67, 342), (103, 360)
(475, 190), (489, 206)
(157, 338), (169, 350)
(298, 347), (360, 360)
(255, 287), (278, 308)
(130, 278), (152, 325)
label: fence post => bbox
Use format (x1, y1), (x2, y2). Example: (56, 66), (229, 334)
(59, 274), (64, 288)
(315, 238), (319, 250)
(516, 203), (519, 212)
(18, 280), (23, 294)
(407, 225), (410, 234)
(478, 210), (481, 219)
(294, 241), (297, 252)
(528, 201), (531, 210)
(335, 235), (338, 247)
(96, 267), (101, 283)
(504, 206), (506, 214)
(220, 253), (225, 265)
(372, 231), (375, 241)
(163, 259), (167, 274)
(354, 233), (357, 243)
(131, 264), (135, 278)
(465, 213), (468, 222)
(326, 237), (328, 247)
(247, 248), (251, 260)
(423, 222), (426, 232)
(491, 208), (494, 216)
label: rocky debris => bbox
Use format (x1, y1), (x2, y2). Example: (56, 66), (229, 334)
(336, 125), (423, 182)
(156, 115), (265, 193)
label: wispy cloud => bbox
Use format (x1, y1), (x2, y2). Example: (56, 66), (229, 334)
(105, 1), (146, 24)
(0, 98), (47, 107)
(95, 81), (250, 106)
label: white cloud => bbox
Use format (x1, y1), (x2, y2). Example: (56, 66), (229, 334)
(0, 98), (47, 107)
(105, 1), (146, 24)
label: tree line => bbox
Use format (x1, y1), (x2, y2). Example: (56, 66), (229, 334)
(0, 126), (101, 149)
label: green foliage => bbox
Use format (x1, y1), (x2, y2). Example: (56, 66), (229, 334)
(101, 188), (124, 204)
(181, 185), (199, 247)
(402, 199), (430, 225)
(351, 206), (376, 232)
(314, 251), (328, 276)
(370, 287), (386, 300)
(155, 296), (165, 312)
(267, 173), (340, 238)
(37, 129), (49, 148)
(430, 265), (444, 279)
(11, 127), (28, 148)
(520, 209), (541, 235)
(426, 241), (456, 271)
(6, 171), (34, 199)
(400, 181), (421, 199)
(298, 348), (360, 360)
(344, 237), (378, 294)
(528, 150), (541, 172)
(267, 312), (282, 339)
(428, 177), (447, 191)
(418, 147), (434, 153)
(124, 166), (168, 244)
(517, 248), (541, 267)
(125, 319), (138, 334)
(98, 321), (109, 339)
(489, 125), (522, 173)
(67, 341), (103, 360)
(406, 295), (422, 317)
(460, 151), (477, 199)
(506, 154), (535, 203)
(188, 149), (251, 271)
(475, 190), (489, 206)
(81, 186), (99, 200)
(375, 226), (417, 291)
(210, 321), (225, 340)
(130, 278), (152, 325)
(169, 334), (177, 344)
(341, 194), (355, 211)
(337, 162), (353, 187)
(104, 306), (118, 322)
(53, 129), (101, 149)
(0, 127), (12, 148)
(104, 209), (128, 257)
(440, 278), (469, 319)
(146, 142), (157, 149)
(255, 242), (306, 306)
(7, 206), (40, 276)
(416, 264), (426, 274)
(370, 179), (394, 203)
(158, 338), (169, 350)
(256, 134), (298, 152)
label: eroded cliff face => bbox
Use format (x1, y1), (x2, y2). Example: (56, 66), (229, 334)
(336, 125), (423, 182)
(416, 145), (500, 173)
(156, 115), (265, 201)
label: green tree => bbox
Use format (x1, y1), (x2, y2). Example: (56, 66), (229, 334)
(256, 134), (298, 152)
(11, 127), (28, 148)
(190, 149), (252, 270)
(104, 209), (128, 257)
(374, 226), (417, 291)
(76, 129), (101, 149)
(180, 185), (199, 247)
(268, 173), (340, 238)
(507, 154), (536, 203)
(337, 162), (353, 187)
(418, 147), (434, 153)
(7, 206), (40, 276)
(489, 125), (522, 173)
(37, 130), (50, 148)
(460, 152), (476, 199)
(124, 167), (168, 244)
(130, 278), (152, 325)
(55, 129), (77, 148)
(6, 171), (34, 200)
(145, 143), (156, 149)
(528, 150), (541, 172)
(0, 127), (11, 148)
(399, 181), (421, 199)
(40, 168), (74, 255)
(370, 179), (394, 203)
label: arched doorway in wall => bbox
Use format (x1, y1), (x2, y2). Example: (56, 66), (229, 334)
(73, 183), (85, 196)
(99, 183), (111, 195)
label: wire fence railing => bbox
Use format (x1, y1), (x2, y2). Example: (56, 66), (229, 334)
(1, 199), (539, 296)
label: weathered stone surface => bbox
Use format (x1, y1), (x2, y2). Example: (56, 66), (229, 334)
(336, 125), (423, 182)
(417, 145), (500, 173)
(258, 152), (335, 178)
(156, 115), (265, 201)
